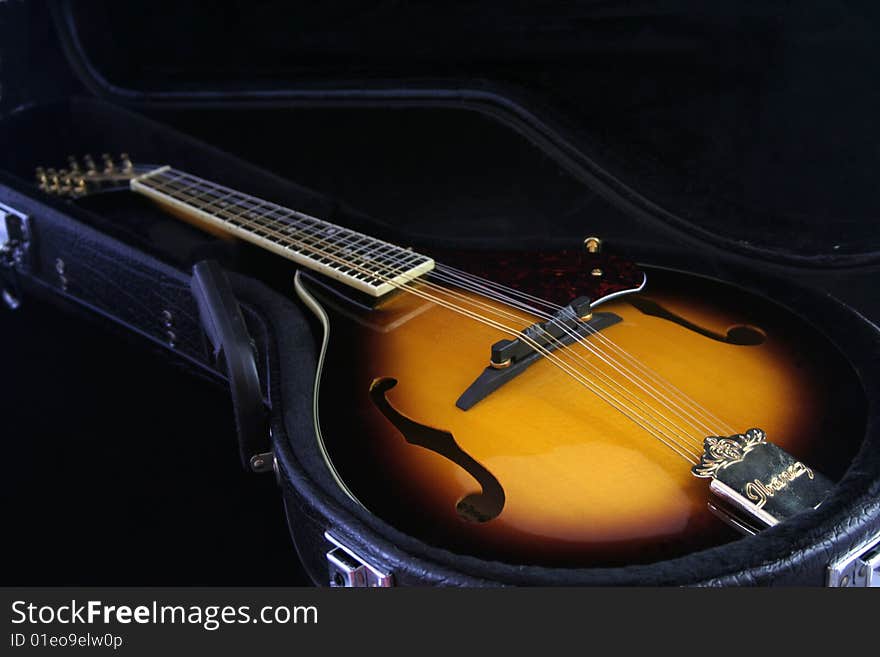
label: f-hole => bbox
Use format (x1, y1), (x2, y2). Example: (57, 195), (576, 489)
(369, 377), (505, 523)
(627, 297), (766, 346)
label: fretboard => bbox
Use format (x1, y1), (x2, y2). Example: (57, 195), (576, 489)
(131, 166), (434, 296)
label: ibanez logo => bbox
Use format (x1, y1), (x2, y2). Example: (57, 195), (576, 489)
(744, 462), (814, 509)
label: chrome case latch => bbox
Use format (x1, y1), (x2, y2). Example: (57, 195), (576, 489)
(0, 201), (32, 310)
(325, 532), (393, 587)
(828, 528), (880, 587)
(0, 201), (31, 269)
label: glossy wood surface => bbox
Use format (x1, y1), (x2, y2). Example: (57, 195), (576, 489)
(305, 263), (861, 566)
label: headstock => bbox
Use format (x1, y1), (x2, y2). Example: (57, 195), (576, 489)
(35, 153), (150, 198)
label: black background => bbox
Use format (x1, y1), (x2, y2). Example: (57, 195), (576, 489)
(0, 299), (309, 584)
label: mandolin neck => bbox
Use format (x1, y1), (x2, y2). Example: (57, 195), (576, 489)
(130, 166), (434, 296)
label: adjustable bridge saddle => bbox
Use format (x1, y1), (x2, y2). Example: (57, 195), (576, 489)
(489, 296), (594, 368)
(455, 239), (645, 410)
(456, 307), (623, 411)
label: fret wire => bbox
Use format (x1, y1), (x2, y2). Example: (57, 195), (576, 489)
(176, 175), (343, 242)
(196, 191), (239, 213)
(348, 239), (386, 262)
(171, 189), (237, 216)
(365, 240), (401, 265)
(160, 175), (193, 190)
(207, 195), (243, 215)
(165, 185), (225, 210)
(147, 169), (188, 186)
(141, 172), (190, 194)
(279, 223), (337, 264)
(158, 172), (218, 199)
(176, 176), (348, 251)
(287, 223), (335, 252)
(327, 234), (373, 277)
(158, 173), (224, 204)
(231, 199), (281, 231)
(185, 183), (232, 207)
(203, 192), (265, 224)
(369, 245), (404, 283)
(310, 225), (354, 254)
(159, 186), (203, 205)
(149, 171), (235, 209)
(144, 170), (424, 278)
(168, 186), (263, 232)
(180, 185), (379, 271)
(156, 180), (190, 193)
(355, 240), (416, 281)
(217, 210), (245, 227)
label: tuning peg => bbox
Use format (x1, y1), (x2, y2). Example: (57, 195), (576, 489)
(59, 169), (74, 193)
(46, 168), (60, 193)
(83, 154), (97, 175)
(101, 153), (115, 174)
(35, 167), (48, 190)
(67, 156), (82, 174)
(120, 153), (133, 172)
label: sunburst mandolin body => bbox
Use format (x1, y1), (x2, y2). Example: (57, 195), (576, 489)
(299, 256), (860, 567)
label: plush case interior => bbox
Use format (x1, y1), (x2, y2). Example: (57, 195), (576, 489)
(28, 0), (880, 265)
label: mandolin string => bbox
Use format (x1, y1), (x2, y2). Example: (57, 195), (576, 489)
(155, 190), (708, 463)
(146, 170), (712, 456)
(145, 169), (711, 458)
(399, 266), (714, 449)
(428, 266), (722, 438)
(433, 263), (738, 435)
(122, 169), (706, 447)
(143, 170), (711, 460)
(429, 264), (736, 433)
(145, 170), (705, 460)
(429, 265), (737, 438)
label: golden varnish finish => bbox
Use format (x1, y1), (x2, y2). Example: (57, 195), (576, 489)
(308, 270), (838, 566)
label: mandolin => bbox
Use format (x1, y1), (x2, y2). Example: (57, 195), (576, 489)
(38, 155), (859, 566)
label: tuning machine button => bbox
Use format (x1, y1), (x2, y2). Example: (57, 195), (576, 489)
(35, 167), (48, 191)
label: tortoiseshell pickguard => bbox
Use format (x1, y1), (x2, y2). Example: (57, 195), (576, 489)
(430, 247), (644, 307)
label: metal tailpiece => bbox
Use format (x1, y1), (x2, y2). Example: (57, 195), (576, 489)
(694, 428), (833, 535)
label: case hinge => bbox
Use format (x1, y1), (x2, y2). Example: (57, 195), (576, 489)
(828, 528), (880, 587)
(0, 201), (31, 268)
(0, 201), (31, 309)
(325, 532), (394, 587)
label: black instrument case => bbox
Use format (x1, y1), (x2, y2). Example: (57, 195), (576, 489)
(2, 0), (879, 586)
